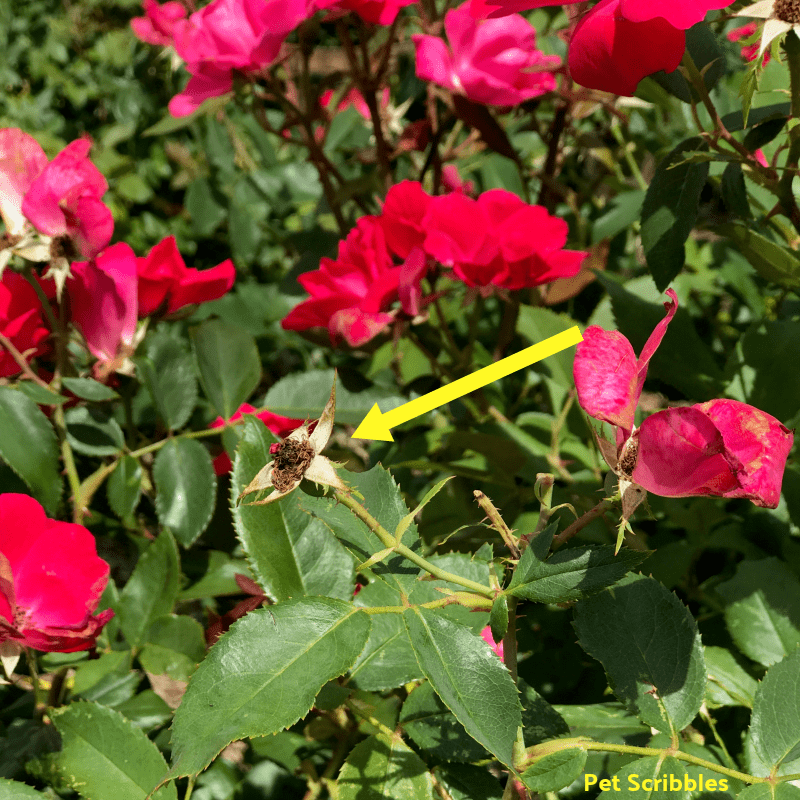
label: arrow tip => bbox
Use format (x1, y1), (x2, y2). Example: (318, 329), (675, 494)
(351, 403), (394, 442)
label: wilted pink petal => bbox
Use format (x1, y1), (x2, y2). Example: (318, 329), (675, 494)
(0, 129), (48, 236)
(480, 625), (504, 659)
(0, 493), (113, 653)
(568, 0), (686, 96)
(68, 243), (138, 364)
(21, 138), (112, 259)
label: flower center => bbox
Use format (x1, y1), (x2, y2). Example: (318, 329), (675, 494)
(617, 436), (639, 478)
(271, 437), (315, 493)
(775, 0), (800, 24)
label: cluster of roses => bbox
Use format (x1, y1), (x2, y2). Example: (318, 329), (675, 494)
(133, 0), (769, 119)
(0, 128), (235, 378)
(281, 179), (587, 346)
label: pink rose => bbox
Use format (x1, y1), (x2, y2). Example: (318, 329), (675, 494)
(0, 494), (114, 653)
(136, 235), (236, 316)
(423, 190), (586, 291)
(379, 180), (435, 260)
(131, 0), (188, 46)
(568, 0), (686, 96)
(209, 404), (304, 474)
(573, 290), (794, 509)
(282, 215), (427, 346)
(413, 3), (559, 106)
(169, 0), (310, 116)
(315, 0), (414, 25)
(0, 271), (51, 378)
(0, 129), (48, 237)
(21, 138), (113, 260)
(68, 243), (139, 366)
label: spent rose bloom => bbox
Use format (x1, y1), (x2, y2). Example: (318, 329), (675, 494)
(21, 138), (113, 261)
(136, 235), (236, 317)
(282, 215), (427, 346)
(423, 189), (587, 292)
(573, 289), (794, 510)
(0, 271), (51, 378)
(131, 0), (188, 46)
(169, 0), (310, 116)
(68, 243), (139, 367)
(0, 494), (114, 653)
(210, 403), (304, 475)
(734, 0), (800, 59)
(413, 3), (560, 106)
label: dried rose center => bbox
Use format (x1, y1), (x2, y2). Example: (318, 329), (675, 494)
(617, 437), (639, 479)
(50, 234), (78, 262)
(775, 0), (800, 23)
(271, 438), (315, 492)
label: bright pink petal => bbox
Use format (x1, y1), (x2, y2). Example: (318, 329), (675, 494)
(167, 258), (236, 313)
(380, 180), (434, 259)
(480, 625), (504, 659)
(631, 288), (678, 409)
(169, 67), (234, 117)
(568, 0), (686, 96)
(0, 272), (50, 378)
(574, 327), (639, 433)
(469, 0), (561, 20)
(413, 34), (458, 93)
(619, 0), (730, 29)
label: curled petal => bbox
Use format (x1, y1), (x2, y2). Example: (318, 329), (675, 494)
(632, 288), (678, 406)
(308, 379), (336, 454)
(237, 461), (276, 503)
(305, 455), (350, 493)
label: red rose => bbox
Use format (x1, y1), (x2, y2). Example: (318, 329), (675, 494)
(0, 494), (114, 653)
(0, 271), (51, 378)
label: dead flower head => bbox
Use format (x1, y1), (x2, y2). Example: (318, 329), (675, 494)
(736, 0), (800, 57)
(237, 379), (349, 506)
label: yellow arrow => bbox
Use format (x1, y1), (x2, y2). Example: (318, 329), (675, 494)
(352, 326), (583, 441)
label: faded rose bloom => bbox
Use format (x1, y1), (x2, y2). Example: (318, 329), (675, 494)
(282, 215), (427, 346)
(21, 138), (113, 261)
(209, 403), (304, 475)
(0, 129), (48, 238)
(136, 235), (235, 317)
(480, 625), (504, 659)
(573, 289), (794, 510)
(423, 189), (586, 292)
(734, 1), (796, 59)
(68, 243), (138, 367)
(0, 494), (114, 653)
(568, 0), (686, 96)
(169, 0), (310, 117)
(0, 271), (51, 378)
(413, 3), (560, 106)
(131, 0), (188, 46)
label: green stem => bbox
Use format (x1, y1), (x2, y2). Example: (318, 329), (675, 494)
(334, 490), (495, 598)
(53, 403), (83, 524)
(24, 648), (44, 715)
(184, 775), (195, 800)
(523, 738), (765, 785)
(610, 123), (648, 191)
(551, 498), (614, 550)
(345, 698), (397, 740)
(360, 595), (492, 614)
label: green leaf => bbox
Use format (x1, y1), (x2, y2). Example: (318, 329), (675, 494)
(743, 115), (789, 151)
(115, 690), (173, 732)
(516, 307), (580, 388)
(431, 765), (503, 800)
(716, 558), (800, 666)
(508, 532), (648, 604)
(298, 465), (423, 593)
(721, 102), (790, 133)
(350, 581), (422, 691)
(403, 606), (522, 767)
(137, 331), (197, 431)
(641, 136), (709, 292)
(720, 163), (751, 219)
(599, 756), (692, 799)
(138, 615), (206, 681)
(115, 530), (180, 649)
(61, 377), (120, 401)
(705, 646), (758, 708)
(521, 749), (586, 793)
(186, 177), (226, 236)
(0, 778), (50, 798)
(490, 594), (508, 643)
(65, 406), (125, 456)
(107, 455), (142, 519)
(552, 702), (649, 739)
(716, 223), (800, 290)
(178, 551), (252, 600)
(334, 735), (436, 800)
(16, 382), (66, 406)
(0, 386), (61, 514)
(573, 575), (705, 735)
(738, 785), (800, 800)
(72, 651), (137, 707)
(262, 369), (405, 426)
(232, 418), (355, 601)
(169, 600), (371, 777)
(191, 319), (261, 419)
(153, 438), (216, 548)
(29, 702), (176, 800)
(749, 648), (800, 774)
(395, 476), (453, 540)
